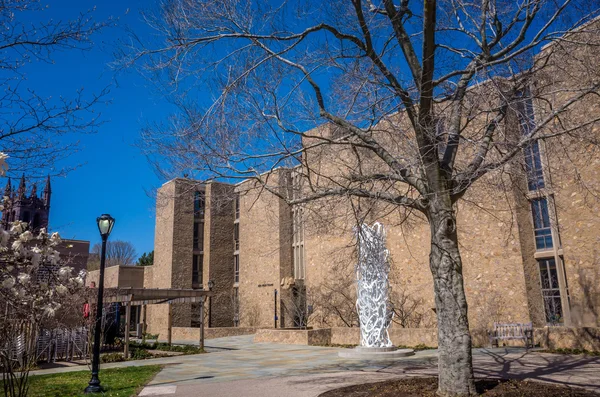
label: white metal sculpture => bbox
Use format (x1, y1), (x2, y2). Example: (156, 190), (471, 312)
(355, 222), (393, 348)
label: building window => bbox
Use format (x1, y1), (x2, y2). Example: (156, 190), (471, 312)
(538, 258), (564, 324)
(32, 213), (40, 230)
(517, 89), (545, 191)
(516, 89), (536, 136)
(193, 221), (204, 251)
(234, 222), (239, 251)
(524, 141), (545, 191)
(233, 287), (239, 327)
(235, 194), (240, 220)
(531, 197), (553, 250)
(192, 254), (203, 285)
(233, 254), (239, 284)
(194, 191), (205, 218)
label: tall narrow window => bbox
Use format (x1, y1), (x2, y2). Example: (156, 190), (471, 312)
(194, 191), (205, 218)
(233, 254), (239, 284)
(517, 88), (536, 135)
(193, 221), (204, 251)
(538, 258), (563, 324)
(517, 90), (545, 191)
(233, 287), (239, 327)
(234, 194), (240, 220)
(531, 198), (553, 250)
(524, 141), (545, 191)
(32, 213), (40, 230)
(234, 222), (239, 251)
(192, 254), (203, 285)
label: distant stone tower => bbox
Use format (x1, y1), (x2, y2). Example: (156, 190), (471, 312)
(1, 175), (51, 231)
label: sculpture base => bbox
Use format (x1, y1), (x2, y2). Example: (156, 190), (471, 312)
(338, 346), (415, 359)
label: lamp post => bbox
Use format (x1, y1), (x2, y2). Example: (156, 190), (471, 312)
(207, 279), (214, 328)
(85, 214), (115, 394)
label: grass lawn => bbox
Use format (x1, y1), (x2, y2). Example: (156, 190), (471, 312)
(11, 365), (162, 397)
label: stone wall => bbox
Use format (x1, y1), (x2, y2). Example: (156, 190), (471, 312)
(147, 179), (196, 335)
(253, 328), (332, 345)
(330, 327), (439, 347)
(204, 182), (236, 327)
(87, 265), (145, 289)
(170, 327), (259, 342)
(535, 327), (600, 351)
(236, 170), (290, 328)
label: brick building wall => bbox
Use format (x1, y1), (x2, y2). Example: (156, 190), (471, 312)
(143, 19), (600, 334)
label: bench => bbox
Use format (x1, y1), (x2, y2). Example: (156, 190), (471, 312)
(488, 322), (533, 349)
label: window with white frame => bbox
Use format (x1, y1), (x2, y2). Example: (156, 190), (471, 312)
(233, 254), (239, 284)
(538, 258), (564, 324)
(531, 197), (553, 250)
(516, 89), (546, 191)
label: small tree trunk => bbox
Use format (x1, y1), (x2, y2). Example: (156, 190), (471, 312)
(429, 204), (476, 397)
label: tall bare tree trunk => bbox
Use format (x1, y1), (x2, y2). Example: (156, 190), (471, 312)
(428, 196), (476, 397)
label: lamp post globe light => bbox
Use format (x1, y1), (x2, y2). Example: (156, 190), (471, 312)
(85, 214), (115, 394)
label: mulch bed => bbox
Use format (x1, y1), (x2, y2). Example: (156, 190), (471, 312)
(318, 377), (598, 396)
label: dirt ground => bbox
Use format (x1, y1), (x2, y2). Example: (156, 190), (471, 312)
(318, 377), (599, 397)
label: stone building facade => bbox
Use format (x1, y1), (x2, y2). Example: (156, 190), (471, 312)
(1, 175), (90, 273)
(142, 20), (600, 337)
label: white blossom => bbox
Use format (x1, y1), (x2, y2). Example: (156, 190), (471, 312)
(58, 266), (72, 280)
(10, 221), (26, 234)
(2, 276), (15, 289)
(11, 239), (23, 251)
(0, 152), (8, 176)
(19, 230), (34, 242)
(30, 246), (42, 267)
(49, 251), (60, 265)
(43, 305), (56, 317)
(50, 232), (62, 244)
(17, 273), (31, 285)
(74, 276), (84, 287)
(55, 285), (68, 295)
(37, 228), (47, 239)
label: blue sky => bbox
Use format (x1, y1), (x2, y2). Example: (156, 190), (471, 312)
(8, 1), (175, 257)
(3, 0), (592, 258)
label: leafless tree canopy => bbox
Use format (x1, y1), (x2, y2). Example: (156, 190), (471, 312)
(124, 1), (600, 395)
(89, 240), (138, 268)
(0, 1), (111, 176)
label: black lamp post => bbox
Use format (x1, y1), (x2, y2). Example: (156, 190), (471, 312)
(207, 280), (214, 328)
(85, 214), (115, 394)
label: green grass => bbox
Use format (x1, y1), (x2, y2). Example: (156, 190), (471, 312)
(10, 365), (162, 397)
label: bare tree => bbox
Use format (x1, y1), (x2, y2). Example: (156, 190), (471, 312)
(0, 0), (111, 176)
(125, 1), (600, 395)
(90, 240), (138, 268)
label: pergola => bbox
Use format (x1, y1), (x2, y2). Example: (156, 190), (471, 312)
(101, 288), (213, 358)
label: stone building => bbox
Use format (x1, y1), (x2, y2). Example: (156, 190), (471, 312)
(141, 20), (600, 338)
(1, 175), (90, 273)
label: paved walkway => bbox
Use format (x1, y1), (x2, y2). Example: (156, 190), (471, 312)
(30, 335), (600, 397)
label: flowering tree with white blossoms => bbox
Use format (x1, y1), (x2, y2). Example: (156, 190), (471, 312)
(0, 155), (88, 397)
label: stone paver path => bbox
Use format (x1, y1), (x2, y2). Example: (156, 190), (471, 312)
(29, 335), (600, 397)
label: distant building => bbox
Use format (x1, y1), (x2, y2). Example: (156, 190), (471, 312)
(1, 175), (89, 273)
(1, 174), (51, 231)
